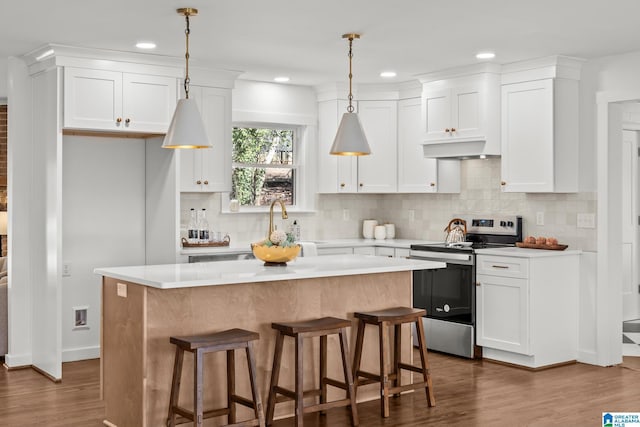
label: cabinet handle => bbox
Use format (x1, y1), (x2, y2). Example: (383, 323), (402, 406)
(476, 282), (481, 286)
(429, 182), (436, 187)
(500, 181), (506, 186)
(196, 180), (202, 185)
(203, 180), (208, 185)
(451, 127), (456, 132)
(445, 128), (450, 133)
(116, 117), (122, 123)
(125, 118), (131, 125)
(340, 183), (345, 188)
(491, 265), (509, 269)
(359, 183), (364, 187)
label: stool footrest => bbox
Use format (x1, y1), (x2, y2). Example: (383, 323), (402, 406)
(323, 377), (347, 390)
(389, 381), (429, 395)
(231, 394), (259, 410)
(398, 362), (423, 373)
(226, 419), (262, 427)
(273, 385), (323, 402)
(303, 398), (352, 414)
(171, 405), (230, 421)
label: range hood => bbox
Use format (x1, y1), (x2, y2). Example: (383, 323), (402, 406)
(422, 138), (500, 159)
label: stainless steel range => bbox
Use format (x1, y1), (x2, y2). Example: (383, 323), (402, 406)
(409, 214), (522, 358)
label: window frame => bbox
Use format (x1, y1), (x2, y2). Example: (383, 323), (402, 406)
(221, 122), (315, 214)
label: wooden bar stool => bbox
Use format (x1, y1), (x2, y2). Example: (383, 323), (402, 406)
(265, 317), (359, 427)
(167, 328), (265, 427)
(351, 307), (435, 418)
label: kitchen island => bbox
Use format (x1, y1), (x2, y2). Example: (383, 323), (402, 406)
(95, 254), (444, 427)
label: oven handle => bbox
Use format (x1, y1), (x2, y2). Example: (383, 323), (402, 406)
(409, 250), (473, 264)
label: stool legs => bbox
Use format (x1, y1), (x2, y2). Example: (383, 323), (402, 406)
(393, 324), (401, 398)
(338, 327), (359, 426)
(266, 331), (284, 425)
(415, 318), (436, 406)
(295, 335), (304, 427)
(379, 321), (390, 418)
(227, 349), (236, 424)
(167, 346), (184, 427)
(246, 341), (266, 426)
(194, 348), (204, 427)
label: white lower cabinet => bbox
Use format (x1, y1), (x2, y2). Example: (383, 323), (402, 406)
(476, 252), (580, 368)
(317, 247), (354, 256)
(353, 246), (376, 255)
(375, 247), (410, 258)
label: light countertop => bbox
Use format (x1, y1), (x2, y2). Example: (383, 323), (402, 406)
(95, 254), (445, 289)
(475, 246), (582, 257)
(180, 238), (439, 256)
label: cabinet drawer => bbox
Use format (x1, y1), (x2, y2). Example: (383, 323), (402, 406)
(375, 247), (395, 257)
(476, 255), (528, 278)
(317, 247), (354, 256)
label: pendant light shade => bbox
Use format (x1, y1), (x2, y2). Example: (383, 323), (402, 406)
(330, 33), (371, 156)
(330, 112), (369, 155)
(162, 8), (212, 149)
(162, 98), (210, 149)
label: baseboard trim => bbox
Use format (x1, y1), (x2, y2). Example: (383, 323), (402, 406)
(4, 353), (32, 368)
(577, 349), (598, 366)
(62, 345), (100, 362)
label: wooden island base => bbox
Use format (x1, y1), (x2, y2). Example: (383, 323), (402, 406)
(101, 271), (415, 427)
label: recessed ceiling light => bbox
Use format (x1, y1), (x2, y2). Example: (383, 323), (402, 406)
(274, 76), (290, 83)
(380, 71), (397, 78)
(136, 42), (157, 50)
(476, 52), (495, 59)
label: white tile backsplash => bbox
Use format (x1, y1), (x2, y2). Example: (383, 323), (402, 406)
(180, 158), (597, 251)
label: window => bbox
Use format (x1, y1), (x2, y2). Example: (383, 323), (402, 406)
(231, 126), (296, 207)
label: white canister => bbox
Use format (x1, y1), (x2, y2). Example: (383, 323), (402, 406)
(374, 225), (387, 240)
(362, 220), (378, 239)
(384, 223), (396, 239)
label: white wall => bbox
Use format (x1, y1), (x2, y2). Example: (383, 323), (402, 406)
(61, 135), (146, 362)
(0, 57), (7, 101)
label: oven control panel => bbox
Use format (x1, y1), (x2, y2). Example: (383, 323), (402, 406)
(457, 215), (522, 236)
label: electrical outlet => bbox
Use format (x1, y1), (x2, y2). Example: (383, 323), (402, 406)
(62, 262), (71, 277)
(536, 212), (544, 226)
(117, 282), (128, 298)
(342, 209), (350, 221)
(577, 213), (596, 229)
(409, 209), (416, 222)
(73, 306), (89, 330)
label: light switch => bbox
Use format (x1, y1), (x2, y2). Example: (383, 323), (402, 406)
(117, 282), (127, 298)
(577, 213), (596, 229)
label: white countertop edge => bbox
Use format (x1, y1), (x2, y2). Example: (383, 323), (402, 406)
(180, 239), (440, 255)
(474, 247), (583, 257)
(95, 255), (445, 289)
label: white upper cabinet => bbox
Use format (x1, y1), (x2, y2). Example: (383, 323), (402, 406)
(356, 100), (397, 193)
(397, 98), (460, 193)
(179, 86), (232, 192)
(500, 56), (583, 193)
(417, 66), (501, 158)
(317, 99), (398, 193)
(64, 67), (177, 133)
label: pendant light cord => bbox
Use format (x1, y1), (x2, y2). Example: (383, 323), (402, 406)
(347, 36), (354, 113)
(184, 13), (191, 99)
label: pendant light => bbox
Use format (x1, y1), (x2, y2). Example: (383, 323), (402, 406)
(162, 8), (211, 149)
(329, 33), (371, 156)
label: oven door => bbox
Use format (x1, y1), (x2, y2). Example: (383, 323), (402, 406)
(411, 251), (475, 324)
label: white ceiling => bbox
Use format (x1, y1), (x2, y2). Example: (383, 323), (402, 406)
(3, 0), (640, 86)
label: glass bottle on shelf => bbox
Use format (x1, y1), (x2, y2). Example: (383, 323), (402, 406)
(199, 208), (210, 243)
(187, 208), (198, 244)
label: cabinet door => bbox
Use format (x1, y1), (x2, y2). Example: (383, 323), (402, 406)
(64, 67), (123, 130)
(198, 87), (232, 192)
(501, 79), (554, 192)
(421, 88), (451, 141)
(476, 273), (531, 355)
(122, 73), (177, 133)
(375, 246), (395, 257)
(317, 100), (341, 193)
(451, 84), (482, 139)
(357, 100), (397, 193)
(398, 98), (461, 193)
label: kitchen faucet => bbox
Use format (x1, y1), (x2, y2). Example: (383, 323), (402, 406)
(268, 198), (288, 238)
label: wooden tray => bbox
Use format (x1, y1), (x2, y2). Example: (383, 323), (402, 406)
(181, 237), (230, 248)
(516, 242), (568, 251)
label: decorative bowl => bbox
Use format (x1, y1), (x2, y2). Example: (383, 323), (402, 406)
(251, 243), (301, 266)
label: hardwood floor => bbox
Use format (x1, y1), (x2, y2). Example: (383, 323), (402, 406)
(1, 352), (639, 426)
